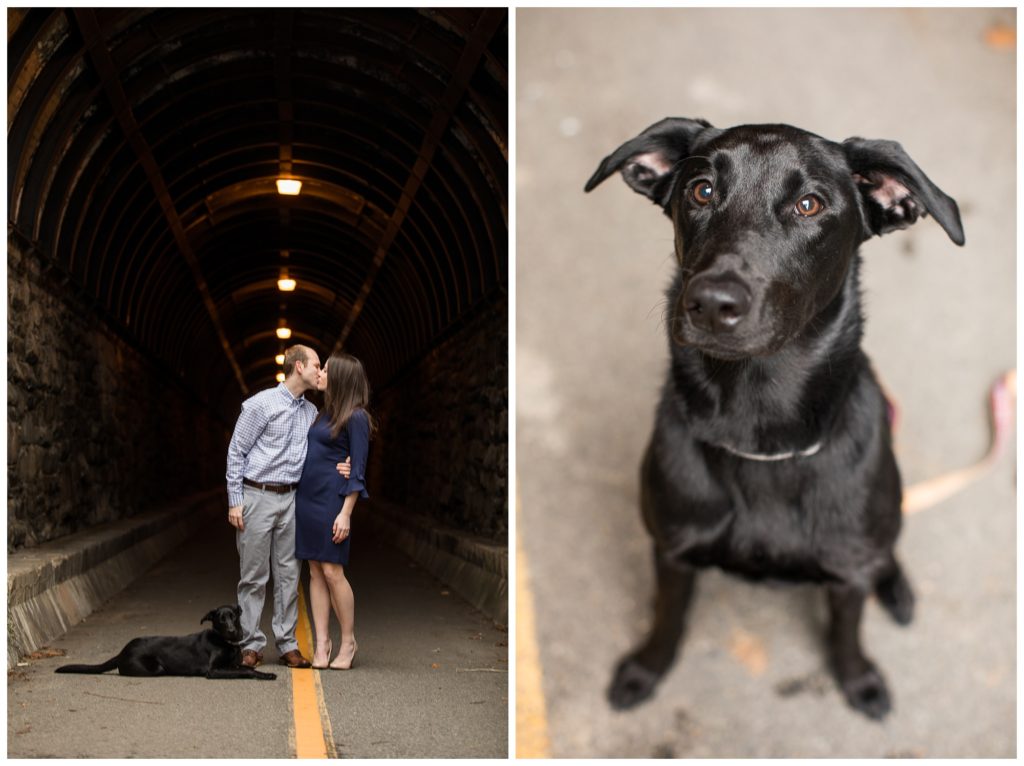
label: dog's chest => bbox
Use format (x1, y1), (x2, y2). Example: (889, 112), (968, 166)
(718, 499), (833, 583)
(673, 469), (848, 584)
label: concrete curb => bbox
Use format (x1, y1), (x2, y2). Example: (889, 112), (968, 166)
(361, 500), (508, 625)
(6, 490), (223, 668)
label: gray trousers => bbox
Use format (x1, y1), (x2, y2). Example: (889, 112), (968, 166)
(236, 485), (301, 654)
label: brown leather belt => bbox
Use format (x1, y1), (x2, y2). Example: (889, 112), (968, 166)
(243, 478), (298, 494)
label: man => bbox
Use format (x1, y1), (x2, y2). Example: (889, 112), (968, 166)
(225, 344), (349, 668)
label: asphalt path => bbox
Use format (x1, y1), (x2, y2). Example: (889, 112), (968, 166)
(7, 506), (508, 758)
(517, 7), (1015, 758)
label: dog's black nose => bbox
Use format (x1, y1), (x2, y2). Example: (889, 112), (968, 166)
(683, 275), (752, 333)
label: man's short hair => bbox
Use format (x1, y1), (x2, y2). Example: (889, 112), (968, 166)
(282, 345), (309, 377)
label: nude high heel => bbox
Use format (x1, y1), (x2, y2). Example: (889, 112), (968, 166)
(329, 639), (357, 670)
(312, 639), (332, 670)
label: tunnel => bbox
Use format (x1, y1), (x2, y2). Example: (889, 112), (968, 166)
(8, 4), (508, 682)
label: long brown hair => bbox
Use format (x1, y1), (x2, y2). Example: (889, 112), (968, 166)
(319, 353), (375, 439)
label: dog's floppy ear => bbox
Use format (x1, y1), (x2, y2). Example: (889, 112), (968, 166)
(842, 137), (965, 246)
(200, 609), (215, 624)
(585, 117), (713, 208)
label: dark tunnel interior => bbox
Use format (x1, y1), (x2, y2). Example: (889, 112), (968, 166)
(7, 8), (508, 551)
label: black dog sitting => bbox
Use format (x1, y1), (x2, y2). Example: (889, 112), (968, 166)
(586, 118), (963, 719)
(55, 604), (275, 680)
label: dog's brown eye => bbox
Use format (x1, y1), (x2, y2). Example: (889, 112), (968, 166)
(796, 194), (824, 217)
(693, 181), (714, 205)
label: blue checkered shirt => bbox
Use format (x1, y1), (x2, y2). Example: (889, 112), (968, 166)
(226, 383), (318, 507)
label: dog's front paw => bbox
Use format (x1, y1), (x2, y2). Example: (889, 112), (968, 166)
(608, 655), (663, 711)
(839, 666), (891, 720)
(876, 571), (915, 626)
(256, 670), (277, 681)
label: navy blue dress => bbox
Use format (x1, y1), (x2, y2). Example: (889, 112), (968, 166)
(295, 409), (370, 565)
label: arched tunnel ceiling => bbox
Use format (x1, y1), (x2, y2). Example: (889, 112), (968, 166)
(8, 8), (508, 416)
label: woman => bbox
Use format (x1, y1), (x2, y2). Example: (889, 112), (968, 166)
(294, 353), (374, 670)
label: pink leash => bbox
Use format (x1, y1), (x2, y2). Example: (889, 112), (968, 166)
(896, 370), (1016, 515)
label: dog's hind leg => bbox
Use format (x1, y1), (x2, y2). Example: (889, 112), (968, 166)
(608, 553), (697, 710)
(874, 556), (915, 626)
(826, 583), (892, 720)
(119, 654), (166, 676)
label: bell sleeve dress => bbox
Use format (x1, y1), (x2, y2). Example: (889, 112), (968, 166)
(295, 409), (370, 565)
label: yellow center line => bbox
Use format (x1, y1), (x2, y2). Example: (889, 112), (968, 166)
(515, 497), (552, 758)
(292, 582), (335, 758)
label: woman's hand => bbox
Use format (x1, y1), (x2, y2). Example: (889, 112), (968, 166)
(332, 512), (351, 544)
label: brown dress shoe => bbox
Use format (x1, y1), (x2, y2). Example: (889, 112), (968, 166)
(241, 649), (263, 668)
(278, 649), (312, 668)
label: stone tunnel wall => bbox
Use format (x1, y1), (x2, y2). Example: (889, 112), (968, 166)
(7, 238), (231, 552)
(367, 296), (508, 543)
(9, 230), (508, 551)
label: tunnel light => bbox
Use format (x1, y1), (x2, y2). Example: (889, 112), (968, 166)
(276, 372), (286, 383)
(276, 318), (292, 339)
(276, 178), (302, 196)
(275, 353), (285, 365)
(277, 268), (297, 292)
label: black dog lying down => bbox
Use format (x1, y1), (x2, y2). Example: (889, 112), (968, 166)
(55, 604), (275, 680)
(586, 118), (963, 719)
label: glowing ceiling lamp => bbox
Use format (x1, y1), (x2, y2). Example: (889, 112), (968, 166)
(276, 372), (286, 383)
(275, 353), (285, 365)
(276, 318), (292, 339)
(276, 178), (302, 196)
(277, 267), (296, 292)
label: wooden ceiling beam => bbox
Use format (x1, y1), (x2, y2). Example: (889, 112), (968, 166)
(331, 8), (505, 356)
(73, 8), (249, 394)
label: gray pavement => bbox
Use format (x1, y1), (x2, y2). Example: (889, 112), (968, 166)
(7, 509), (508, 758)
(314, 530), (508, 758)
(517, 7), (1015, 758)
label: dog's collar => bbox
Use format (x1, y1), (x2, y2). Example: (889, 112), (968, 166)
(715, 441), (823, 462)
